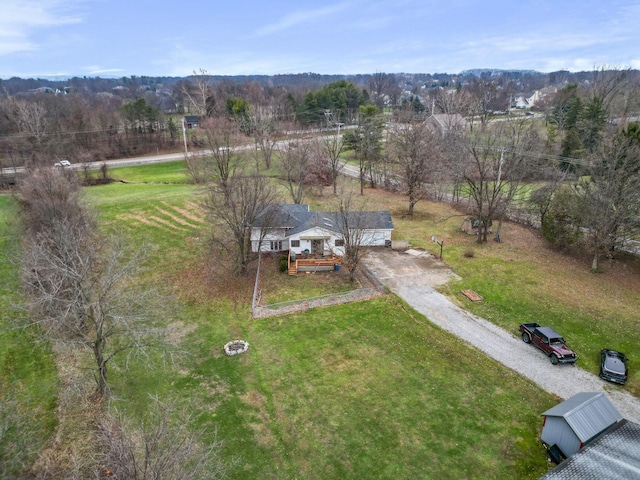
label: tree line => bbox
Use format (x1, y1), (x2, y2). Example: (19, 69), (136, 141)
(4, 66), (640, 275)
(2, 68), (637, 169)
(3, 167), (232, 478)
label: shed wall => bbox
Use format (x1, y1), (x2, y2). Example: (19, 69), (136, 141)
(542, 417), (582, 457)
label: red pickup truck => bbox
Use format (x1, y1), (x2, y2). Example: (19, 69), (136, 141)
(519, 322), (578, 365)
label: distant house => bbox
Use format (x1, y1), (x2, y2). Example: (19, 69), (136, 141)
(511, 88), (555, 110)
(250, 204), (393, 256)
(183, 115), (201, 129)
(512, 95), (530, 109)
(28, 86), (56, 94)
(540, 392), (623, 460)
(425, 113), (466, 137)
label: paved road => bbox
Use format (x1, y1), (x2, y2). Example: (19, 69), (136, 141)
(362, 248), (640, 422)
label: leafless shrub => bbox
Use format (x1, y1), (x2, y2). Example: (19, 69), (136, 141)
(94, 396), (233, 480)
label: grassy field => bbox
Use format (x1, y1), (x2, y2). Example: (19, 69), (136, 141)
(0, 195), (58, 474)
(3, 159), (638, 478)
(375, 189), (640, 397)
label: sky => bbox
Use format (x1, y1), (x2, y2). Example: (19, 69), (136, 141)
(2, 0), (640, 79)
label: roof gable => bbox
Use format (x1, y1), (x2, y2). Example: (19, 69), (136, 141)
(542, 393), (622, 442)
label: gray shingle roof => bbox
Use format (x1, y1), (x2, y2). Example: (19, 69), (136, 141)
(541, 419), (640, 480)
(254, 204), (393, 236)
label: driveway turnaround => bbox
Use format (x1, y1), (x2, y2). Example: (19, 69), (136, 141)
(362, 248), (640, 423)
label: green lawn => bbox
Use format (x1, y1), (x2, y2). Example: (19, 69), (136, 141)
(108, 160), (191, 184)
(0, 195), (58, 475)
(82, 167), (557, 479)
(8, 160), (640, 478)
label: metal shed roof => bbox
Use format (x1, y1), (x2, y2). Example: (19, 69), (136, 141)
(541, 419), (640, 479)
(542, 392), (622, 443)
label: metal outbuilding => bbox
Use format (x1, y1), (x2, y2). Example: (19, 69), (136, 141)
(541, 392), (623, 458)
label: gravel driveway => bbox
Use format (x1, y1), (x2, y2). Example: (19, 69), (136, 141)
(362, 248), (640, 423)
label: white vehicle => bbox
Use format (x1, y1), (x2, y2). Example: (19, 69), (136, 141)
(54, 160), (71, 167)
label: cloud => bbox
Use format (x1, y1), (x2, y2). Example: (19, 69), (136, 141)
(460, 31), (613, 56)
(0, 0), (84, 56)
(83, 66), (125, 75)
(253, 3), (351, 37)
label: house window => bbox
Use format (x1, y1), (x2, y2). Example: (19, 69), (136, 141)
(270, 241), (283, 251)
(335, 239), (345, 247)
(291, 240), (300, 248)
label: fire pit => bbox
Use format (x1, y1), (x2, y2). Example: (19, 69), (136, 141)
(224, 340), (249, 356)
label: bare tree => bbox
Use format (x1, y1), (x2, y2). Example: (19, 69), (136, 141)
(278, 141), (312, 204)
(389, 114), (442, 215)
(588, 66), (635, 119)
(319, 129), (346, 195)
(334, 189), (369, 281)
(95, 396), (233, 480)
(179, 69), (216, 117)
(368, 72), (397, 110)
(186, 118), (240, 187)
(21, 226), (166, 398)
(6, 98), (49, 152)
(18, 169), (167, 398)
(343, 105), (384, 194)
(204, 173), (281, 275)
(460, 122), (532, 243)
(528, 170), (569, 228)
(239, 105), (279, 170)
(575, 127), (640, 271)
(433, 87), (472, 116)
(466, 77), (508, 131)
(304, 140), (334, 196)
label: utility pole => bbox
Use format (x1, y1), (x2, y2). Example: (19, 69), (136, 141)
(494, 148), (505, 243)
(181, 117), (188, 156)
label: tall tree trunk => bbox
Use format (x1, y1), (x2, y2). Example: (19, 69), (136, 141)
(494, 217), (503, 243)
(93, 343), (109, 398)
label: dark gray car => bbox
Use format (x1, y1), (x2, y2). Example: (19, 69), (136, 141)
(600, 349), (628, 384)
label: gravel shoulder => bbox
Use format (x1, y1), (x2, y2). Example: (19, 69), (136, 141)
(362, 248), (640, 423)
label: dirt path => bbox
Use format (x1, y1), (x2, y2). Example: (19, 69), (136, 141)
(362, 248), (640, 423)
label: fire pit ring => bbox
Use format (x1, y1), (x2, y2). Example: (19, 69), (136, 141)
(224, 340), (249, 356)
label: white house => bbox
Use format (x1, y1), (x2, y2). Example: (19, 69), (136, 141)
(251, 204), (394, 256)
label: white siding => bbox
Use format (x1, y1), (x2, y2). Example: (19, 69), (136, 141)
(360, 229), (392, 246)
(251, 225), (392, 253)
(289, 227), (339, 256)
(252, 228), (288, 252)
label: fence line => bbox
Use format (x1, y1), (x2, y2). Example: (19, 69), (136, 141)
(252, 287), (384, 319)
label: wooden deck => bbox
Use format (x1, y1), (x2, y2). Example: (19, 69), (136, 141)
(288, 252), (341, 275)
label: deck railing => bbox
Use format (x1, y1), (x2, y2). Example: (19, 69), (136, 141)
(288, 251), (341, 275)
